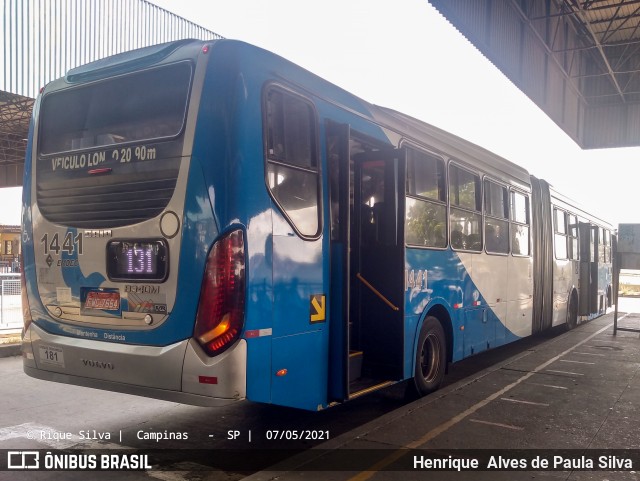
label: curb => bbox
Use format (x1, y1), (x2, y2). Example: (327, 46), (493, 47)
(0, 342), (21, 358)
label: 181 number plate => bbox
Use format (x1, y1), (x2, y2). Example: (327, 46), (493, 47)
(39, 345), (65, 368)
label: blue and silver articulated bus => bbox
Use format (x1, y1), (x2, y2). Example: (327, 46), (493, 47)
(21, 39), (614, 411)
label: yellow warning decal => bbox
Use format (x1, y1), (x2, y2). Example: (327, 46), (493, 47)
(310, 294), (326, 323)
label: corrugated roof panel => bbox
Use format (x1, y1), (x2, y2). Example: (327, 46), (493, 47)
(521, 29), (548, 104)
(488, 1), (523, 79)
(0, 0), (222, 99)
(445, 0), (490, 44)
(430, 0), (640, 148)
(547, 61), (568, 123)
(584, 103), (628, 148)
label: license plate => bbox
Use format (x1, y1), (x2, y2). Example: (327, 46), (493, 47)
(81, 288), (121, 317)
(39, 345), (65, 368)
(85, 291), (120, 310)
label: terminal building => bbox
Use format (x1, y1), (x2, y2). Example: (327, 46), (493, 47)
(0, 224), (19, 272)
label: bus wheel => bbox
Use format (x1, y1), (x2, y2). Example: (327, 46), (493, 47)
(414, 316), (446, 395)
(566, 294), (578, 330)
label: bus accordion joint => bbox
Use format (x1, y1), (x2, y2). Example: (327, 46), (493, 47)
(356, 273), (400, 312)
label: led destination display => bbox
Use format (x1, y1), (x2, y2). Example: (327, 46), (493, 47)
(106, 240), (168, 281)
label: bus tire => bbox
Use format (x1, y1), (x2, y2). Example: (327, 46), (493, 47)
(414, 316), (446, 395)
(566, 292), (578, 330)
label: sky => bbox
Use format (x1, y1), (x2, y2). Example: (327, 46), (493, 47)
(0, 187), (21, 225)
(1, 0), (637, 227)
(148, 0), (636, 227)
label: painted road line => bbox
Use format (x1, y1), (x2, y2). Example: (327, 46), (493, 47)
(544, 370), (584, 376)
(526, 382), (568, 390)
(469, 419), (524, 431)
(500, 398), (549, 407)
(559, 359), (596, 365)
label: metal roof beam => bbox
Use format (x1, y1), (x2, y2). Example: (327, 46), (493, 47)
(571, 67), (640, 77)
(509, 0), (587, 104)
(553, 37), (640, 52)
(568, 0), (627, 101)
(606, 6), (640, 41)
(529, 0), (640, 20)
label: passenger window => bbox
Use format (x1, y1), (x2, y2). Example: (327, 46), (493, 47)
(598, 228), (606, 263)
(449, 164), (482, 252)
(484, 180), (509, 254)
(554, 208), (568, 260)
(405, 148), (447, 248)
(555, 209), (566, 234)
(406, 149), (445, 202)
(511, 191), (529, 225)
(449, 164), (480, 211)
(264, 87), (320, 238)
(510, 191), (530, 256)
(266, 89), (316, 168)
(568, 214), (579, 260)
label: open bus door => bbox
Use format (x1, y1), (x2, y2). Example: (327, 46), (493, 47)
(578, 222), (598, 316)
(326, 121), (350, 402)
(326, 122), (405, 402)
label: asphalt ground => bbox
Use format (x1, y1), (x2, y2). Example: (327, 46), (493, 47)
(2, 301), (640, 480)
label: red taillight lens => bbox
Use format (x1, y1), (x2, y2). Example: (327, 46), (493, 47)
(194, 229), (246, 356)
(20, 253), (33, 335)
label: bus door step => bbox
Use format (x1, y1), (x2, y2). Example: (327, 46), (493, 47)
(349, 380), (395, 400)
(349, 350), (363, 381)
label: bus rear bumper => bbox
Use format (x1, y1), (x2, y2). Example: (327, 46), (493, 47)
(22, 323), (246, 407)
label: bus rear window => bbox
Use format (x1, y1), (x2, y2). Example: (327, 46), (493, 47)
(39, 62), (192, 155)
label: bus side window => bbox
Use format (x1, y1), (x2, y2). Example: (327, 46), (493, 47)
(405, 148), (447, 248)
(264, 87), (320, 238)
(449, 164), (482, 252)
(599, 227), (606, 263)
(484, 179), (509, 254)
(510, 190), (530, 256)
(604, 229), (611, 263)
(568, 214), (579, 260)
(554, 208), (568, 260)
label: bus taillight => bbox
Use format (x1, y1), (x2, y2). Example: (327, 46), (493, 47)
(194, 229), (246, 356)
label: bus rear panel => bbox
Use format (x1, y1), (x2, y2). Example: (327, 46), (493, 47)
(22, 40), (250, 407)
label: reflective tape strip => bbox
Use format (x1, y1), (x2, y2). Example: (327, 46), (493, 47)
(198, 376), (218, 385)
(244, 328), (273, 339)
